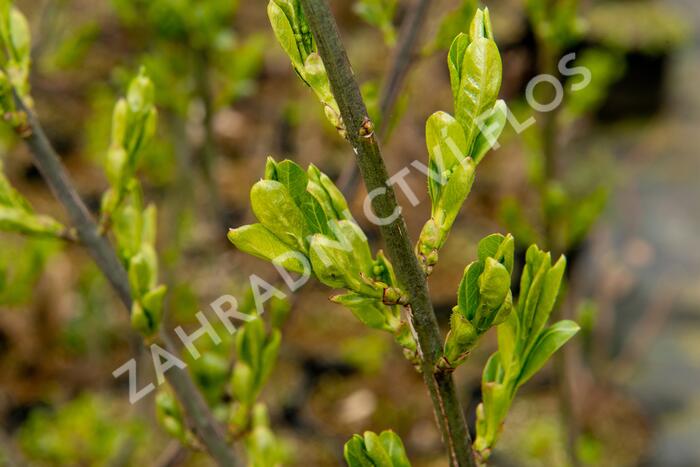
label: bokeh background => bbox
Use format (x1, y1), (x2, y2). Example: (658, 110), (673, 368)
(0, 0), (698, 465)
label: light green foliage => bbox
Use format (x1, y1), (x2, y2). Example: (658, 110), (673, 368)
(229, 317), (282, 430)
(229, 157), (417, 359)
(244, 404), (291, 467)
(526, 0), (584, 53)
(427, 0), (477, 53)
(0, 235), (58, 305)
(0, 161), (67, 238)
(473, 244), (579, 460)
(354, 0), (398, 45)
(442, 233), (514, 368)
(564, 48), (624, 118)
(267, 0), (344, 135)
(99, 70), (166, 338)
(500, 181), (609, 254)
(344, 430), (411, 467)
(110, 182), (166, 338)
(0, 1), (30, 97)
(19, 394), (150, 466)
(112, 0), (265, 111)
(100, 68), (158, 222)
(155, 389), (195, 445)
(417, 9), (507, 272)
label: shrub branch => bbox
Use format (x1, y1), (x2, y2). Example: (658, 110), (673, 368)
(298, 1), (476, 465)
(13, 93), (238, 467)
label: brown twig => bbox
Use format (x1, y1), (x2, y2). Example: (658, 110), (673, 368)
(298, 1), (475, 465)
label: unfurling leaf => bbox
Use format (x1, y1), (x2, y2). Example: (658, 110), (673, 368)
(418, 9), (505, 273)
(474, 243), (577, 459)
(228, 224), (308, 274)
(267, 0), (344, 134)
(442, 233), (514, 368)
(250, 179), (309, 252)
(353, 0), (398, 45)
(231, 158), (413, 358)
(344, 430), (411, 467)
(517, 319), (579, 387)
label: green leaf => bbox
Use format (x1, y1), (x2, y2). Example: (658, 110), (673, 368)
(141, 284), (167, 328)
(364, 431), (392, 467)
(521, 248), (551, 337)
(333, 220), (374, 276)
(471, 99), (507, 165)
(478, 258), (511, 311)
(331, 292), (390, 331)
(455, 37), (502, 153)
(344, 435), (374, 467)
(250, 179), (308, 251)
(457, 260), (483, 321)
(425, 111), (467, 211)
(0, 206), (65, 237)
(477, 233), (506, 261)
(444, 309), (478, 364)
(264, 156), (278, 180)
(517, 320), (579, 387)
(276, 159), (308, 203)
(237, 318), (265, 369)
(267, 0), (304, 71)
(437, 156), (476, 232)
(8, 8), (30, 61)
(275, 159), (331, 236)
(448, 33), (470, 101)
(128, 246), (158, 297)
(528, 255), (567, 345)
(308, 164), (352, 221)
(259, 329), (281, 389)
(496, 311), (519, 379)
(231, 361), (255, 404)
(228, 224), (308, 274)
(379, 430), (411, 467)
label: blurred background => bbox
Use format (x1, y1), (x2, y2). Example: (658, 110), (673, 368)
(0, 0), (698, 465)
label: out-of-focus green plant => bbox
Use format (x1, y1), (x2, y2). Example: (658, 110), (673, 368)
(473, 245), (578, 461)
(99, 68), (157, 225)
(354, 0), (398, 45)
(344, 430), (411, 467)
(0, 235), (58, 305)
(229, 157), (418, 361)
(0, 161), (67, 238)
(526, 0), (584, 57)
(97, 71), (167, 339)
(244, 404), (291, 467)
(112, 0), (265, 109)
(155, 289), (291, 460)
(267, 0), (344, 135)
(500, 0), (614, 255)
(427, 0), (477, 53)
(18, 394), (151, 466)
(229, 316), (281, 433)
(416, 8), (507, 273)
(0, 0), (31, 118)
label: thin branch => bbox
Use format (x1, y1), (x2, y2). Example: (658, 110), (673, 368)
(298, 2), (475, 465)
(337, 0), (433, 197)
(378, 0), (433, 136)
(13, 93), (238, 467)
